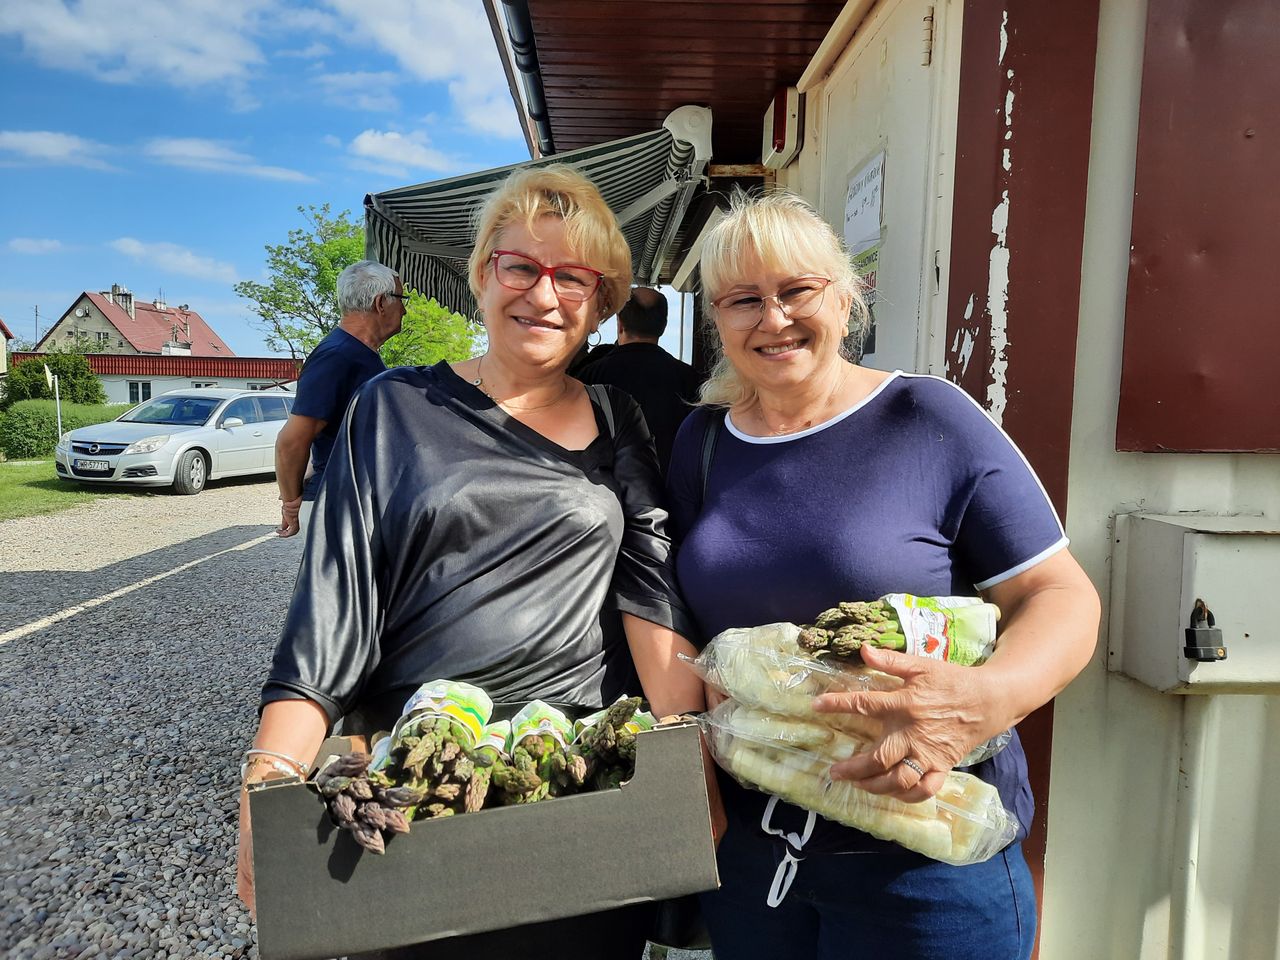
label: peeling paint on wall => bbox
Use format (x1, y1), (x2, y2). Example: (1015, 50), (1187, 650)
(999, 10), (1009, 65)
(987, 192), (1011, 422)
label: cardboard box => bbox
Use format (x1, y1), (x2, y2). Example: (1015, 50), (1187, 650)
(249, 720), (719, 960)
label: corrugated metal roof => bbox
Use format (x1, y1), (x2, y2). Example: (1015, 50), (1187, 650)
(10, 352), (300, 380)
(518, 0), (845, 161)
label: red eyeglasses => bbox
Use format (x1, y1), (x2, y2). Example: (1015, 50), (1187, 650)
(490, 250), (604, 302)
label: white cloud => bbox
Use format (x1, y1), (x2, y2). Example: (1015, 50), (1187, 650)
(317, 72), (401, 113)
(348, 129), (458, 178)
(322, 0), (520, 138)
(8, 238), (64, 254)
(143, 137), (312, 182)
(110, 238), (238, 283)
(277, 41), (331, 59)
(0, 0), (267, 102)
(0, 130), (115, 170)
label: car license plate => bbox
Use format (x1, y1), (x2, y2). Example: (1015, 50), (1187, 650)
(74, 459), (110, 471)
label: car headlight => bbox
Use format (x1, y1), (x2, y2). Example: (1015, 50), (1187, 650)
(58, 432), (72, 448)
(122, 435), (171, 455)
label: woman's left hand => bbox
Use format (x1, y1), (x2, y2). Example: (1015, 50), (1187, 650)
(811, 644), (1005, 803)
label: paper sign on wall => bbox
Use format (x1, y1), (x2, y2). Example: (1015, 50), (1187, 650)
(844, 151), (885, 255)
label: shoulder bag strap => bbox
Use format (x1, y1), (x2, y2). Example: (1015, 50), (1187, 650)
(586, 383), (615, 438)
(696, 409), (726, 513)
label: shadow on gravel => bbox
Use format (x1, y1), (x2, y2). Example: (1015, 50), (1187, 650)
(0, 523), (304, 633)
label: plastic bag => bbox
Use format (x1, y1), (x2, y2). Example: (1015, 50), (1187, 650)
(683, 624), (1010, 767)
(700, 701), (1018, 866)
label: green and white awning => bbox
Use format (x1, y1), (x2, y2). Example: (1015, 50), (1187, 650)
(364, 106), (712, 317)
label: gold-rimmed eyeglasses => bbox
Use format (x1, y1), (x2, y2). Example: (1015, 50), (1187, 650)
(711, 277), (834, 331)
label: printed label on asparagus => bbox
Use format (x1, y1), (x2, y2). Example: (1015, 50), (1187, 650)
(882, 594), (996, 665)
(509, 701), (574, 750)
(399, 680), (493, 749)
(475, 720), (510, 761)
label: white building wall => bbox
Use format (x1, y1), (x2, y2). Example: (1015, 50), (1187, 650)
(45, 298), (139, 354)
(100, 376), (292, 404)
(1044, 0), (1280, 957)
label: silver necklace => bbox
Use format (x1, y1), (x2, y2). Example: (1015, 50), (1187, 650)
(471, 356), (570, 411)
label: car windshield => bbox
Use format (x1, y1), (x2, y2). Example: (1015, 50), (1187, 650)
(119, 396), (222, 426)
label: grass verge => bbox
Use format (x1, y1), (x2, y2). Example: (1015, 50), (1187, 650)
(0, 461), (152, 521)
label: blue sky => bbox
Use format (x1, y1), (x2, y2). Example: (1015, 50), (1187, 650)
(0, 0), (531, 357)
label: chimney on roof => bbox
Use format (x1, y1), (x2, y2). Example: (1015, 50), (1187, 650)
(107, 283), (135, 319)
(155, 296), (167, 311)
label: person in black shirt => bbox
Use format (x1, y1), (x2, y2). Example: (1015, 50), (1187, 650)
(579, 287), (702, 475)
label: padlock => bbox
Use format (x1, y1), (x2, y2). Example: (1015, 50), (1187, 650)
(1183, 597), (1227, 662)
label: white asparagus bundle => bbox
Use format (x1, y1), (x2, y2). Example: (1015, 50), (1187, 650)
(685, 623), (1011, 767)
(702, 702), (1018, 866)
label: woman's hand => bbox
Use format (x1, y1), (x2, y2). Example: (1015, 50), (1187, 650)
(237, 790), (257, 916)
(699, 734), (729, 847)
(812, 645), (1001, 802)
(813, 549), (1100, 804)
(704, 681), (727, 713)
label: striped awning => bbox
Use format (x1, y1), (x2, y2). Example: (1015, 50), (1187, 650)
(364, 106), (712, 317)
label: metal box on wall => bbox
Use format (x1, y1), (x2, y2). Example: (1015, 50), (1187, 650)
(1109, 513), (1280, 693)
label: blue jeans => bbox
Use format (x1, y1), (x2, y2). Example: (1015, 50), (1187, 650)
(700, 819), (1036, 960)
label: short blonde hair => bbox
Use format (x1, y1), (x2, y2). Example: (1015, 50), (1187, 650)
(469, 164), (632, 319)
(698, 190), (869, 407)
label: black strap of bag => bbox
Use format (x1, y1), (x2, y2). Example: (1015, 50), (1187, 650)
(586, 383), (615, 438)
(696, 409), (726, 512)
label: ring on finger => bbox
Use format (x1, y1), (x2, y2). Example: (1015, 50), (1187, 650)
(900, 757), (925, 776)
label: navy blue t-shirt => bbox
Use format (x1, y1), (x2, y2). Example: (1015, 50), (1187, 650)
(666, 371), (1068, 854)
(293, 328), (386, 501)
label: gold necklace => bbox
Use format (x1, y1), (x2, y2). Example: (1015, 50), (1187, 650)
(753, 366), (851, 436)
(471, 356), (571, 411)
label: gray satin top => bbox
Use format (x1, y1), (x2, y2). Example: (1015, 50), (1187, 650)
(261, 361), (693, 733)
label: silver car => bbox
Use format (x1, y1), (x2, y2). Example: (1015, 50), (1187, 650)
(53, 388), (295, 495)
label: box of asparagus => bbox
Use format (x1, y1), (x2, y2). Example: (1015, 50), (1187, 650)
(248, 681), (719, 960)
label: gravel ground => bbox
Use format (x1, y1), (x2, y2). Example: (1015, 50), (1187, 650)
(0, 478), (711, 960)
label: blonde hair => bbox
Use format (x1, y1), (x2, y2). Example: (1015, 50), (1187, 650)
(469, 164), (632, 319)
(698, 190), (869, 408)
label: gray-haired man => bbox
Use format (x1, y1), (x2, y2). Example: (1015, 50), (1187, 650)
(274, 260), (405, 537)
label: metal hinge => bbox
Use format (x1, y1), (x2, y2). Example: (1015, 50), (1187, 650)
(922, 6), (935, 66)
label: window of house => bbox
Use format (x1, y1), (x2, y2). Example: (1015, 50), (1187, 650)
(96, 331), (110, 344)
(246, 382), (277, 391)
(128, 381), (152, 404)
(192, 381), (217, 388)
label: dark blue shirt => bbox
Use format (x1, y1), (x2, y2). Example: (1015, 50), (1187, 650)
(292, 328), (386, 501)
(666, 371), (1068, 853)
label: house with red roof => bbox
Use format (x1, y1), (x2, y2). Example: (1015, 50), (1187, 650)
(14, 284), (301, 404)
(35, 284), (233, 358)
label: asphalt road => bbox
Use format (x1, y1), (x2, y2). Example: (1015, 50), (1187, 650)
(0, 475), (711, 960)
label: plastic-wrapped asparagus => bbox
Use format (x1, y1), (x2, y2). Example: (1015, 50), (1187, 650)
(683, 622), (1011, 767)
(701, 702), (1018, 866)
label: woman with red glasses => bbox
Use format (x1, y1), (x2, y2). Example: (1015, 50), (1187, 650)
(239, 164), (722, 958)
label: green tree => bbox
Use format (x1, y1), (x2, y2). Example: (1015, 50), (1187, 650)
(1, 352), (106, 410)
(236, 203), (480, 365)
(381, 294), (484, 368)
(234, 204), (365, 358)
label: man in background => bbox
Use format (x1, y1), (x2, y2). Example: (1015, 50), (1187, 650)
(579, 287), (701, 476)
(274, 260), (405, 537)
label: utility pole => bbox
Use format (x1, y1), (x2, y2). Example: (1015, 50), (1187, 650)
(34, 304), (40, 343)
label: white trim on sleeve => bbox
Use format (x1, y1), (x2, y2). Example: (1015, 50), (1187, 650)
(973, 536), (1070, 590)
